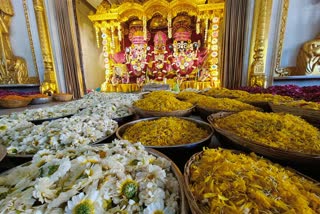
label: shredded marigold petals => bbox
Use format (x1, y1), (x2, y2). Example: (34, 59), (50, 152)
(189, 149), (320, 214)
(134, 91), (193, 112)
(123, 117), (209, 146)
(215, 110), (320, 155)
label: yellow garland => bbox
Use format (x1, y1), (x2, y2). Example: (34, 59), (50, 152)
(189, 148), (320, 213)
(123, 117), (209, 146)
(215, 110), (320, 154)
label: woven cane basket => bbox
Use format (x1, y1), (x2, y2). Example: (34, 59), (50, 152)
(207, 112), (320, 165)
(270, 103), (320, 127)
(184, 149), (320, 214)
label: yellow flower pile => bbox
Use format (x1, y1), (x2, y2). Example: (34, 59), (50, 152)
(203, 88), (250, 98)
(237, 93), (294, 103)
(188, 148), (320, 213)
(197, 96), (259, 112)
(176, 91), (202, 101)
(273, 100), (320, 110)
(215, 110), (320, 154)
(143, 90), (176, 98)
(134, 91), (193, 112)
(122, 117), (209, 146)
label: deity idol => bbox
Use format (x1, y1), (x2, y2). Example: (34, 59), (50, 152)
(125, 20), (150, 83)
(169, 14), (199, 79)
(148, 31), (170, 81)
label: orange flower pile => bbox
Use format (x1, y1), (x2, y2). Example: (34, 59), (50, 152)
(1, 95), (31, 101)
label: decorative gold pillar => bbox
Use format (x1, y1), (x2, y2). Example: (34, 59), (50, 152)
(248, 0), (273, 87)
(33, 0), (58, 94)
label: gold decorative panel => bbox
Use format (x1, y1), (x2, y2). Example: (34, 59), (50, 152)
(248, 0), (273, 87)
(0, 0), (39, 84)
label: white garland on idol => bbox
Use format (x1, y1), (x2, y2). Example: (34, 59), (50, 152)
(0, 140), (180, 213)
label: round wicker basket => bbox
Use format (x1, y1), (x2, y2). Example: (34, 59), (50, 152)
(0, 98), (31, 108)
(1, 146), (188, 213)
(52, 93), (73, 102)
(184, 150), (320, 214)
(269, 102), (320, 128)
(116, 117), (213, 170)
(132, 105), (194, 118)
(207, 112), (320, 165)
(184, 151), (206, 214)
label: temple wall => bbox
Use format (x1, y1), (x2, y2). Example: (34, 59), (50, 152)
(76, 0), (104, 90)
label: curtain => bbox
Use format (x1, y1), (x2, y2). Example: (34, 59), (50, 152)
(53, 0), (86, 99)
(222, 0), (248, 89)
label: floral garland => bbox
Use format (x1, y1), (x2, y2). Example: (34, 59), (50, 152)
(0, 140), (180, 213)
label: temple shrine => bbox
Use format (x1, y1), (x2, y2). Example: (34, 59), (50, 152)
(88, 0), (224, 92)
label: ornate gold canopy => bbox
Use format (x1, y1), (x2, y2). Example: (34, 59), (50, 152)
(89, 0), (225, 92)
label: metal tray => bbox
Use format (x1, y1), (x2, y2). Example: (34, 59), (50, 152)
(30, 97), (53, 105)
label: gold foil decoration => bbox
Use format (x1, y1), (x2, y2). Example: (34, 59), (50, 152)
(196, 16), (201, 34)
(95, 24), (100, 48)
(117, 23), (122, 41)
(110, 24), (115, 53)
(143, 15), (147, 41)
(167, 12), (172, 39)
(204, 17), (209, 43)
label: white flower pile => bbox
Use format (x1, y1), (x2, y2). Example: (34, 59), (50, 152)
(5, 104), (80, 121)
(77, 101), (132, 119)
(76, 92), (142, 119)
(0, 140), (180, 213)
(82, 91), (142, 104)
(0, 118), (35, 146)
(2, 114), (117, 155)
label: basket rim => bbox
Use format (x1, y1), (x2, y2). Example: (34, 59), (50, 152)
(147, 148), (188, 214)
(183, 151), (206, 214)
(0, 144), (6, 162)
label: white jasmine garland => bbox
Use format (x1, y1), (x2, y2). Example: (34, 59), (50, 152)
(0, 140), (181, 213)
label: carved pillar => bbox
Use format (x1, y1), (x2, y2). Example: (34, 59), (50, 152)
(33, 0), (58, 94)
(248, 0), (273, 87)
